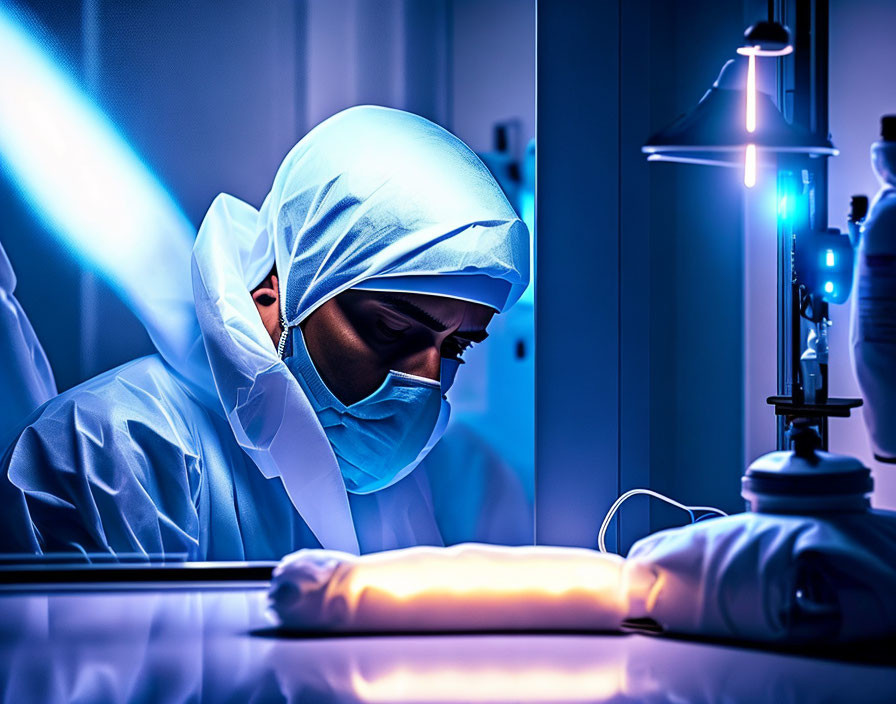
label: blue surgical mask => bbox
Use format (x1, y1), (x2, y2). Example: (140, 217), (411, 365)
(284, 327), (454, 494)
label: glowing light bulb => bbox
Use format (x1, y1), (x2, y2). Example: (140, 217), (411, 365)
(746, 53), (757, 133)
(744, 144), (757, 188)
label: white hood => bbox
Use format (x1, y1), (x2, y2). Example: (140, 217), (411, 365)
(188, 106), (530, 554)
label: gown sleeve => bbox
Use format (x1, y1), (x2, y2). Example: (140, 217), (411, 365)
(0, 239), (56, 447)
(0, 365), (202, 560)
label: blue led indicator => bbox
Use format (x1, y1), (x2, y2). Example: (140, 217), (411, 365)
(825, 249), (835, 267)
(824, 281), (834, 294)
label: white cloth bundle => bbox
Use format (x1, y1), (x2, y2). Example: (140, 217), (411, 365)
(269, 512), (896, 644)
(268, 543), (629, 632)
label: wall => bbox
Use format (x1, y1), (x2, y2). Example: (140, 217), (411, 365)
(827, 0), (896, 509)
(535, 0), (749, 551)
(645, 1), (751, 535)
(451, 0), (535, 153)
(536, 0), (622, 549)
(304, 0), (452, 134)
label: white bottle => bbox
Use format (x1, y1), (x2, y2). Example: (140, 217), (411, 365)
(851, 115), (896, 463)
(801, 329), (820, 404)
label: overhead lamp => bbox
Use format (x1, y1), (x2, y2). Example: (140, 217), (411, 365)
(736, 20), (794, 57)
(642, 22), (837, 187)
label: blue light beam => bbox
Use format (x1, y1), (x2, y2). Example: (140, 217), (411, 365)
(0, 7), (197, 370)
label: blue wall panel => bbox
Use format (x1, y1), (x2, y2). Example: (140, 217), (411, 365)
(535, 0), (621, 548)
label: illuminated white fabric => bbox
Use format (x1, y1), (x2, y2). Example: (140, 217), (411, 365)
(269, 543), (627, 632)
(271, 511), (896, 643)
(626, 510), (896, 643)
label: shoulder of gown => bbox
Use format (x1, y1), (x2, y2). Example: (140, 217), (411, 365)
(0, 354), (207, 558)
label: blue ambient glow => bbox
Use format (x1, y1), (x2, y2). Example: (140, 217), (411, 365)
(0, 5), (195, 356)
(778, 195), (789, 221)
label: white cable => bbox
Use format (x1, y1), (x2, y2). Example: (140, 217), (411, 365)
(597, 488), (728, 554)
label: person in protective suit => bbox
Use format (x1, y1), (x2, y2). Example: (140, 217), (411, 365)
(0, 106), (530, 559)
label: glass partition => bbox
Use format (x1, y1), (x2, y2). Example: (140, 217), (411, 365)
(0, 0), (535, 567)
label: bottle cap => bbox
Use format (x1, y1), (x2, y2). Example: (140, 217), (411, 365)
(881, 115), (896, 142)
(849, 195), (869, 221)
(742, 421), (873, 514)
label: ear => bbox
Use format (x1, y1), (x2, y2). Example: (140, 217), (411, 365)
(251, 273), (279, 308)
(251, 271), (282, 346)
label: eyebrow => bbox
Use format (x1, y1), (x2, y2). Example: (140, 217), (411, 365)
(379, 294), (450, 332)
(378, 294), (491, 342)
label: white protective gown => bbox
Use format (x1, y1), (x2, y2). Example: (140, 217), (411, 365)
(852, 139), (896, 462)
(0, 106), (530, 559)
(0, 240), (56, 448)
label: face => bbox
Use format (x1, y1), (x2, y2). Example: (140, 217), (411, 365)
(301, 290), (494, 406)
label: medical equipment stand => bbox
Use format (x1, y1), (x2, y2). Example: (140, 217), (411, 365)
(766, 0), (862, 451)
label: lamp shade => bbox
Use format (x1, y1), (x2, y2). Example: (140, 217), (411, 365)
(738, 21), (793, 57)
(642, 58), (837, 167)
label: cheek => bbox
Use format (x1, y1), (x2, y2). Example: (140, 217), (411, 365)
(305, 304), (388, 404)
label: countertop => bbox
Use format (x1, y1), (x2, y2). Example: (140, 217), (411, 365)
(1, 584), (894, 703)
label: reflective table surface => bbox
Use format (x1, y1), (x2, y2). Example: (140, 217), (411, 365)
(1, 584), (894, 703)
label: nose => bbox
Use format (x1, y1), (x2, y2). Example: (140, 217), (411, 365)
(398, 345), (442, 383)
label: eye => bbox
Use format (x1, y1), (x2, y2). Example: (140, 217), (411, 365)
(375, 318), (409, 342)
